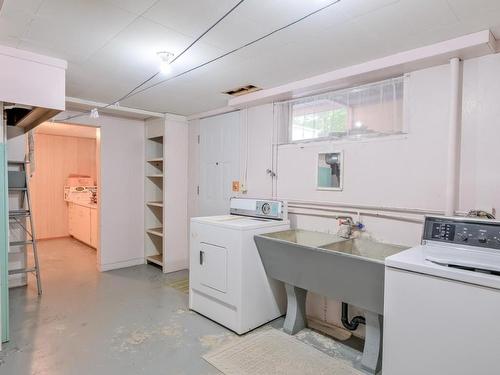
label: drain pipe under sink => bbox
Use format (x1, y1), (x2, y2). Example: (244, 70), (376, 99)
(341, 302), (366, 331)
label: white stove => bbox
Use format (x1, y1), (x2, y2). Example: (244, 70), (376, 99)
(189, 198), (290, 334)
(383, 216), (500, 375)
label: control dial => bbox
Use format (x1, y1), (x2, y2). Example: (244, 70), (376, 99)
(261, 203), (271, 215)
(477, 235), (488, 244)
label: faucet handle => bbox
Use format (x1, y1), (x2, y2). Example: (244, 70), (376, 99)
(354, 222), (364, 230)
(338, 217), (364, 229)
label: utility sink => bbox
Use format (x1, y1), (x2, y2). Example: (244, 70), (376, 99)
(320, 237), (406, 262)
(254, 229), (409, 374)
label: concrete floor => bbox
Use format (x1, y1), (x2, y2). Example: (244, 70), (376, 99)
(0, 237), (364, 374)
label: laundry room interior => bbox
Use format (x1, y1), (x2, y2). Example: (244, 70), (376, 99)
(1, 1), (500, 375)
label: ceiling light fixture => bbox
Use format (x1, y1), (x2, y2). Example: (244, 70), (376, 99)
(157, 51), (174, 74)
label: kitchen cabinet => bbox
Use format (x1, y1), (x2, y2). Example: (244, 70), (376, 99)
(68, 202), (97, 248)
(90, 208), (98, 248)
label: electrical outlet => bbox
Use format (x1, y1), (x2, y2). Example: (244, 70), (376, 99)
(232, 180), (240, 192)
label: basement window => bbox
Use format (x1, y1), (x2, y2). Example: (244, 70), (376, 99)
(275, 76), (406, 143)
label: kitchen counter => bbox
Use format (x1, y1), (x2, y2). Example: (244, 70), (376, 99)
(66, 200), (97, 209)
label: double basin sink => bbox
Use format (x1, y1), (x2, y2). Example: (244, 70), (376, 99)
(254, 229), (408, 374)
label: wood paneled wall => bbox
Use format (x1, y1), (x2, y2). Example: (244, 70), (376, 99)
(30, 133), (97, 239)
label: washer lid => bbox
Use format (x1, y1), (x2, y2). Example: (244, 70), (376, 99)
(191, 215), (290, 230)
(386, 245), (500, 290)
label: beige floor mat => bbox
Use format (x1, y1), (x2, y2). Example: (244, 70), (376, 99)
(203, 328), (363, 375)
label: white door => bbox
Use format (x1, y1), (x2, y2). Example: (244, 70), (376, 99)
(199, 112), (240, 216)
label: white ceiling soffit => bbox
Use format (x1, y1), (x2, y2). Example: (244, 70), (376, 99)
(2, 0), (500, 115)
(228, 30), (498, 109)
(65, 97), (166, 120)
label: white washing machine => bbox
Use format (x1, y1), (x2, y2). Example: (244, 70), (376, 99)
(189, 198), (290, 334)
(383, 216), (500, 375)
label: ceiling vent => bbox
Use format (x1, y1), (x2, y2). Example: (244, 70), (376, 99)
(223, 85), (261, 97)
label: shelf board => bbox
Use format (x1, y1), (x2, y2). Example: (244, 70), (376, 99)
(147, 174), (163, 178)
(147, 157), (163, 163)
(146, 254), (163, 266)
(146, 227), (163, 237)
(146, 201), (164, 208)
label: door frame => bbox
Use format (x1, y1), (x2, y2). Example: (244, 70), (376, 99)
(0, 121), (102, 345)
(1, 104), (9, 343)
(53, 122), (102, 269)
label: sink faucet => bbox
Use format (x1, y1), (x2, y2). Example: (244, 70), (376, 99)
(337, 216), (363, 239)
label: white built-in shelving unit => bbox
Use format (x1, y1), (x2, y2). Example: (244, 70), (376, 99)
(144, 116), (189, 274)
(145, 122), (165, 269)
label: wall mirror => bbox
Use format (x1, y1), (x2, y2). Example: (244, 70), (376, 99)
(317, 152), (343, 190)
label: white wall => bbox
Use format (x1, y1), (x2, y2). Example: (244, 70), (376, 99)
(277, 65), (451, 246)
(242, 104), (275, 198)
(459, 53), (500, 215)
(188, 119), (200, 220)
(54, 112), (145, 271)
(164, 117), (189, 272)
(187, 52), (500, 336)
(0, 45), (66, 110)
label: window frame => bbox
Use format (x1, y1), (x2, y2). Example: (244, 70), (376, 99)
(281, 76), (406, 145)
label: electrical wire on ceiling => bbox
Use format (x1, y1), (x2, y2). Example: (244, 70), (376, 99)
(56, 0), (247, 122)
(58, 0), (342, 121)
(120, 0), (342, 101)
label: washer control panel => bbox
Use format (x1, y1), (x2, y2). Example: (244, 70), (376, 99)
(423, 216), (500, 250)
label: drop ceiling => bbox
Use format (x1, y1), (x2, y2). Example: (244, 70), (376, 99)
(1, 0), (500, 116)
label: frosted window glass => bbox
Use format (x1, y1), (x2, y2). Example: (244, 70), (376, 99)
(276, 77), (405, 143)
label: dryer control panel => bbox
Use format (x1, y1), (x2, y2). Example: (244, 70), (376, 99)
(229, 198), (287, 220)
(423, 216), (500, 250)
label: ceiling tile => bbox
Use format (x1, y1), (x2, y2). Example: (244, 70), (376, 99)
(198, 0), (349, 51)
(447, 0), (500, 33)
(102, 0), (158, 15)
(336, 0), (460, 53)
(21, 0), (137, 62)
(1, 0), (43, 15)
(341, 0), (400, 18)
(17, 39), (73, 60)
(66, 16), (229, 106)
(143, 0), (237, 38)
(447, 0), (500, 18)
(0, 0), (44, 45)
(240, 0), (344, 31)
